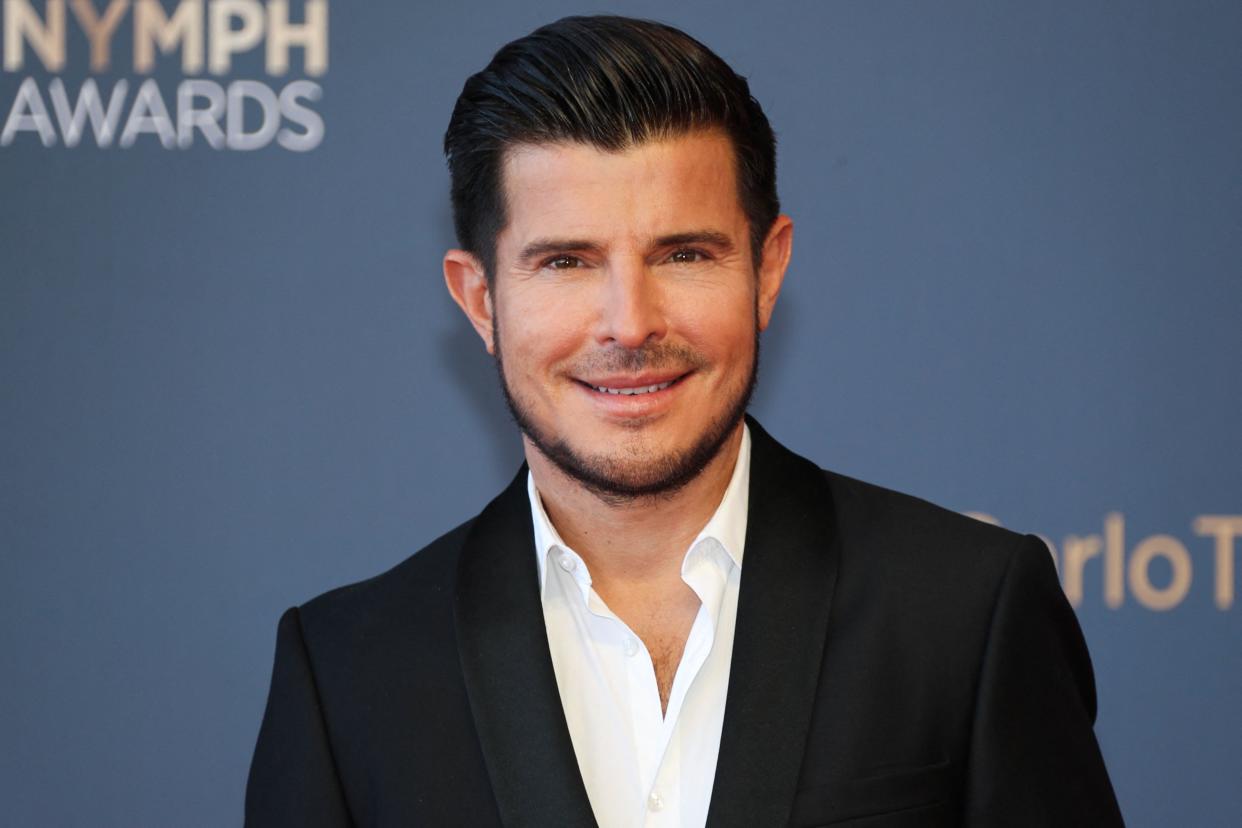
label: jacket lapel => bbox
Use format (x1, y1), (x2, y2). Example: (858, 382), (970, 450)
(453, 468), (598, 828)
(705, 418), (841, 827)
(453, 420), (837, 828)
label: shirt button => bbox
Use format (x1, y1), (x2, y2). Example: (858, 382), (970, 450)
(647, 791), (664, 812)
(623, 637), (640, 657)
(557, 553), (576, 572)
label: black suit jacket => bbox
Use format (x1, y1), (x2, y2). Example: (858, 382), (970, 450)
(246, 419), (1124, 826)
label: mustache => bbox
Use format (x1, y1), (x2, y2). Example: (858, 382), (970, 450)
(567, 342), (708, 375)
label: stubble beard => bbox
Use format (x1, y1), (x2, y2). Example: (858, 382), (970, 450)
(493, 320), (760, 505)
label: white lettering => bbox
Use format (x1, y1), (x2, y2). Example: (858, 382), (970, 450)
(226, 79), (278, 150)
(176, 78), (225, 148)
(1, 76), (58, 146)
(48, 77), (128, 147)
(276, 79), (321, 151)
(119, 77), (175, 148)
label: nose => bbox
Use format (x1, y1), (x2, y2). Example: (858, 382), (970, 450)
(595, 258), (667, 349)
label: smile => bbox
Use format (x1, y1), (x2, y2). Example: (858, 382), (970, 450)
(591, 380), (676, 395)
(572, 372), (690, 413)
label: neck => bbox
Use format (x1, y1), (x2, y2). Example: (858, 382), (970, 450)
(526, 422), (744, 589)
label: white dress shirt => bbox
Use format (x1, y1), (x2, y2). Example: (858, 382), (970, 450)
(527, 425), (751, 828)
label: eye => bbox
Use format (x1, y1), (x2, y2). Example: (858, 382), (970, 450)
(544, 254), (583, 270)
(668, 248), (709, 264)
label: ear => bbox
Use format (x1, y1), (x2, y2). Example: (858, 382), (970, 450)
(443, 249), (496, 354)
(756, 214), (793, 331)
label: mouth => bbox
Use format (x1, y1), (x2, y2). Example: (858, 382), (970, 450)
(568, 374), (690, 409)
(583, 378), (678, 395)
(573, 369), (690, 389)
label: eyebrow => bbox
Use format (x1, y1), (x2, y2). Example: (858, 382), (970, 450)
(516, 238), (603, 267)
(515, 230), (736, 267)
(653, 230), (735, 252)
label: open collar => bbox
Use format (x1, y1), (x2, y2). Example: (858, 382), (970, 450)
(453, 417), (839, 828)
(527, 423), (752, 601)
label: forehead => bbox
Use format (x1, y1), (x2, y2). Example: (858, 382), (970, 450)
(496, 131), (745, 247)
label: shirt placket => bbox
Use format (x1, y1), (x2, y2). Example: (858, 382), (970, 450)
(642, 545), (727, 826)
(644, 728), (681, 827)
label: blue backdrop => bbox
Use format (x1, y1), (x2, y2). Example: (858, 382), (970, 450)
(2, 1), (1238, 824)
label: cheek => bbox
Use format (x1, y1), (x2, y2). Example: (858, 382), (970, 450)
(497, 292), (584, 376)
(675, 290), (757, 359)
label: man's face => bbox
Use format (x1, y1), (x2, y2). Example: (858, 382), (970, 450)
(468, 130), (788, 499)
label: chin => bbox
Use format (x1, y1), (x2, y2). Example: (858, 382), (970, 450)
(547, 440), (725, 500)
(521, 407), (745, 501)
(494, 330), (760, 501)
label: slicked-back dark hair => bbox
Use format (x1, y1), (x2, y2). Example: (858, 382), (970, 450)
(443, 15), (779, 281)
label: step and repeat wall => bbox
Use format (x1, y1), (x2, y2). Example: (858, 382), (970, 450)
(3, 1), (1238, 824)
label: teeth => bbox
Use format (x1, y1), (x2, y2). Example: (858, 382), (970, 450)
(594, 380), (675, 395)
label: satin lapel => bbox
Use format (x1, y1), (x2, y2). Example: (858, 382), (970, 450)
(705, 418), (841, 827)
(453, 468), (598, 828)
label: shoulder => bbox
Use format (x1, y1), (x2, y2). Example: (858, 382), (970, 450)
(816, 468), (1052, 617)
(824, 469), (1031, 560)
(277, 465), (532, 669)
(809, 468), (1072, 698)
(749, 418), (1047, 598)
(294, 517), (476, 651)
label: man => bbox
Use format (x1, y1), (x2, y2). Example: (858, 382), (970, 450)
(246, 16), (1124, 827)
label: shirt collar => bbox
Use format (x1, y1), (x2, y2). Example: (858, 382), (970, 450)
(528, 423), (751, 595)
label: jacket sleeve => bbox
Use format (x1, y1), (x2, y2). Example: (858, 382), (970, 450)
(245, 606), (353, 827)
(964, 535), (1126, 826)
